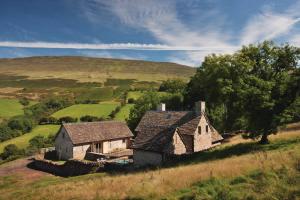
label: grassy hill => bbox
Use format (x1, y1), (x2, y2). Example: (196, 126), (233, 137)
(0, 98), (24, 119)
(0, 125), (59, 153)
(51, 102), (120, 119)
(0, 130), (299, 199)
(0, 56), (195, 82)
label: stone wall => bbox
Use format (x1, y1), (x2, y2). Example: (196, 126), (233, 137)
(55, 127), (73, 160)
(165, 131), (187, 155)
(33, 158), (104, 177)
(73, 144), (90, 160)
(102, 138), (129, 153)
(194, 115), (213, 152)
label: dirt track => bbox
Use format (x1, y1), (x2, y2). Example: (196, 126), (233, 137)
(0, 157), (51, 180)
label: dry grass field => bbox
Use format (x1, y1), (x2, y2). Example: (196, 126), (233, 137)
(0, 128), (299, 200)
(0, 56), (195, 83)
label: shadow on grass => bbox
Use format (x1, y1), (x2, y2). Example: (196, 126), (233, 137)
(25, 137), (300, 177)
(163, 137), (300, 167)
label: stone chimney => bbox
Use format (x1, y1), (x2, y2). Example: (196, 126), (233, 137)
(195, 101), (205, 115)
(157, 103), (166, 111)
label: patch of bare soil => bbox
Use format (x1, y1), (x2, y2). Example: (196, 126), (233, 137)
(0, 157), (51, 180)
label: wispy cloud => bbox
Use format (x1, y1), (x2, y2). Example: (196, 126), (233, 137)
(241, 7), (300, 45)
(83, 0), (236, 66)
(0, 41), (239, 51)
(1, 0), (300, 66)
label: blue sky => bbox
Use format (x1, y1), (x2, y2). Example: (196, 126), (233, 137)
(0, 0), (300, 66)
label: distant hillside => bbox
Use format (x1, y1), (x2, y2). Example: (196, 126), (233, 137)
(0, 56), (196, 82)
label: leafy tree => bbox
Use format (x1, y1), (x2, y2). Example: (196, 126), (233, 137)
(128, 98), (135, 104)
(161, 93), (184, 110)
(1, 144), (22, 160)
(238, 42), (300, 143)
(39, 116), (58, 125)
(80, 115), (99, 122)
(159, 79), (186, 93)
(58, 116), (78, 123)
(185, 41), (300, 143)
(127, 91), (160, 131)
(7, 117), (34, 133)
(19, 98), (30, 106)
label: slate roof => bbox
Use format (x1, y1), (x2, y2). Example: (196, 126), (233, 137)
(132, 110), (223, 153)
(60, 121), (133, 145)
(133, 111), (195, 152)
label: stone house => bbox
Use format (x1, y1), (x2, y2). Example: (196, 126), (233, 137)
(132, 101), (223, 166)
(55, 121), (133, 160)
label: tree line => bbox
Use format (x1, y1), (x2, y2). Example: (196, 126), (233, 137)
(128, 41), (300, 144)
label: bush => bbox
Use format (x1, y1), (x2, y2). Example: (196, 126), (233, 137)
(0, 125), (20, 142)
(7, 117), (34, 133)
(80, 115), (100, 122)
(109, 106), (122, 119)
(159, 79), (186, 93)
(75, 99), (99, 104)
(128, 98), (135, 104)
(19, 98), (30, 106)
(39, 117), (58, 125)
(29, 134), (54, 149)
(1, 144), (23, 160)
(58, 116), (78, 123)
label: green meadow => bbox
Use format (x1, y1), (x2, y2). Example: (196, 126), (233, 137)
(0, 98), (24, 119)
(0, 125), (59, 153)
(114, 104), (134, 121)
(51, 102), (120, 119)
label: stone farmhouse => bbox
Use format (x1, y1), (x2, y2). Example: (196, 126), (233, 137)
(55, 121), (133, 160)
(132, 101), (223, 166)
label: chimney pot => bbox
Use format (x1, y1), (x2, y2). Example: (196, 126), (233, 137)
(195, 101), (205, 115)
(157, 103), (166, 111)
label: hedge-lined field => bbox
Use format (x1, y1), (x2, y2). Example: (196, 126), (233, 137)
(0, 125), (59, 153)
(51, 102), (120, 119)
(114, 104), (134, 121)
(0, 98), (25, 119)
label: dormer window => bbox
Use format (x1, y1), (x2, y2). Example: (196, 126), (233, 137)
(206, 125), (209, 133)
(198, 126), (201, 134)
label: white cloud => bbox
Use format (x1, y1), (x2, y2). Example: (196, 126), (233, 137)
(290, 34), (300, 46)
(0, 41), (239, 51)
(84, 0), (236, 66)
(241, 10), (300, 45)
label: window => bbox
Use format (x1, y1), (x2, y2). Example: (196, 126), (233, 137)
(96, 143), (102, 153)
(65, 147), (68, 153)
(206, 125), (209, 133)
(122, 139), (126, 143)
(198, 126), (201, 134)
(62, 132), (65, 139)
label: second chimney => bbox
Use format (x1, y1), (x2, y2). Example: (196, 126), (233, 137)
(157, 103), (166, 111)
(195, 101), (205, 115)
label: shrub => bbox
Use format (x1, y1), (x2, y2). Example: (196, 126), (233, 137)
(80, 115), (99, 122)
(109, 106), (122, 119)
(128, 98), (135, 104)
(58, 116), (78, 123)
(159, 79), (186, 93)
(7, 117), (34, 133)
(19, 98), (30, 106)
(29, 134), (54, 149)
(1, 144), (23, 160)
(0, 125), (20, 142)
(39, 117), (58, 125)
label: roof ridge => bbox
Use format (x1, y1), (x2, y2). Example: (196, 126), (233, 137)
(63, 120), (125, 126)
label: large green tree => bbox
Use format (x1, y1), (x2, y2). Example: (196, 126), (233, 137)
(185, 41), (300, 143)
